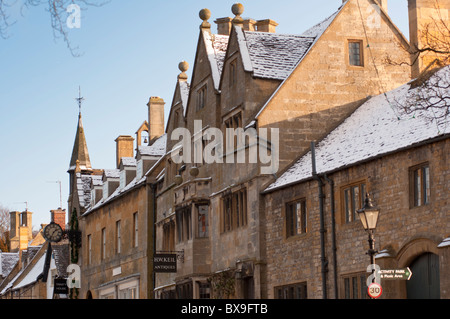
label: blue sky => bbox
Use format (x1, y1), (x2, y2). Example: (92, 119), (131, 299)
(0, 0), (409, 229)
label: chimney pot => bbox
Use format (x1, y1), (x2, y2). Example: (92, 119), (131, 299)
(256, 19), (278, 33)
(215, 17), (233, 35)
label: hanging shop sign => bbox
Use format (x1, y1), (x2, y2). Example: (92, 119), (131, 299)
(153, 254), (177, 273)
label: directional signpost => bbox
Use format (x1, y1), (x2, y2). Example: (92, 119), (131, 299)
(377, 267), (412, 280)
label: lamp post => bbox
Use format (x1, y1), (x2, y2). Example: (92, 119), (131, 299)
(357, 193), (380, 283)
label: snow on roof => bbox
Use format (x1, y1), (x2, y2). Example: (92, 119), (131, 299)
(104, 169), (120, 179)
(91, 174), (103, 187)
(138, 134), (167, 157)
(121, 157), (137, 167)
(203, 31), (229, 90)
(301, 7), (340, 37)
(438, 237), (450, 248)
(244, 31), (315, 80)
(76, 173), (94, 209)
(12, 252), (46, 290)
(179, 81), (190, 117)
(265, 66), (450, 192)
(0, 252), (19, 278)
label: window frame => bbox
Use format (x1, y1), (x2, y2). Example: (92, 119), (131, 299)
(341, 272), (368, 299)
(222, 188), (247, 233)
(341, 181), (366, 224)
(116, 220), (121, 254)
(176, 206), (192, 243)
(409, 163), (431, 208)
(197, 204), (209, 238)
(348, 39), (364, 67)
(285, 198), (307, 238)
(196, 84), (207, 111)
(275, 282), (308, 299)
(133, 212), (139, 248)
(101, 228), (106, 260)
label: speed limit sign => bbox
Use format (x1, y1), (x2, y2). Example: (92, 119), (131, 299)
(367, 282), (382, 299)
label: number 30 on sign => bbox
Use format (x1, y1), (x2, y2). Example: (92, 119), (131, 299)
(367, 282), (382, 299)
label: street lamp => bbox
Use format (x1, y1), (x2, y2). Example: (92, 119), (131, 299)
(357, 193), (380, 281)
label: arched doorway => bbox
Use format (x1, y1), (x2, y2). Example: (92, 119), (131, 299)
(407, 253), (440, 299)
(86, 290), (93, 299)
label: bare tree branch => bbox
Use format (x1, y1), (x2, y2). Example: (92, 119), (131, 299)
(383, 1), (450, 124)
(0, 0), (109, 56)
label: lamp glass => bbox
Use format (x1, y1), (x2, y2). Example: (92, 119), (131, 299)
(358, 208), (379, 231)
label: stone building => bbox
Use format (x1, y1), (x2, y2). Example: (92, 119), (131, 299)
(67, 0), (450, 299)
(67, 95), (167, 298)
(154, 0), (416, 299)
(0, 209), (70, 299)
(262, 66), (450, 299)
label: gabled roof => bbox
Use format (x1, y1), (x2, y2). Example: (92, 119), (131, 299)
(179, 81), (190, 117)
(0, 252), (19, 279)
(243, 31), (315, 80)
(202, 31), (229, 90)
(264, 66), (450, 193)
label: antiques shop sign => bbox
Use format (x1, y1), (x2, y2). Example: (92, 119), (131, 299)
(154, 254), (177, 273)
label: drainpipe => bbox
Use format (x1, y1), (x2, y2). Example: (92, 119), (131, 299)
(311, 142), (328, 299)
(150, 183), (157, 299)
(324, 174), (338, 299)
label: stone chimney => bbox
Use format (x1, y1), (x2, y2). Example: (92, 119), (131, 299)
(115, 135), (134, 169)
(215, 17), (233, 35)
(256, 19), (278, 33)
(147, 97), (165, 145)
(51, 209), (66, 231)
(9, 211), (20, 239)
(408, 0), (450, 78)
(243, 19), (257, 31)
(18, 226), (29, 251)
(20, 210), (33, 241)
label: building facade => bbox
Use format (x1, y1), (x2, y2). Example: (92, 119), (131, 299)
(67, 0), (450, 299)
(262, 71), (450, 298)
(154, 0), (418, 299)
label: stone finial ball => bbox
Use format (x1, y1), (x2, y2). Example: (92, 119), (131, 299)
(199, 8), (211, 21)
(179, 61), (189, 72)
(232, 3), (244, 16)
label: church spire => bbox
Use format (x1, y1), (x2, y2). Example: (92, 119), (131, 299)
(68, 87), (92, 172)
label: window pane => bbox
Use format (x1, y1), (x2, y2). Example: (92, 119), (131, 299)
(423, 166), (430, 204)
(352, 276), (358, 299)
(344, 189), (351, 223)
(286, 204), (293, 237)
(301, 202), (307, 233)
(414, 168), (421, 206)
(349, 42), (361, 66)
(198, 205), (208, 238)
(360, 275), (367, 299)
(344, 278), (350, 299)
(296, 202), (302, 235)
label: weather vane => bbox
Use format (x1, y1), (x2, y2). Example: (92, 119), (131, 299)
(75, 86), (85, 114)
